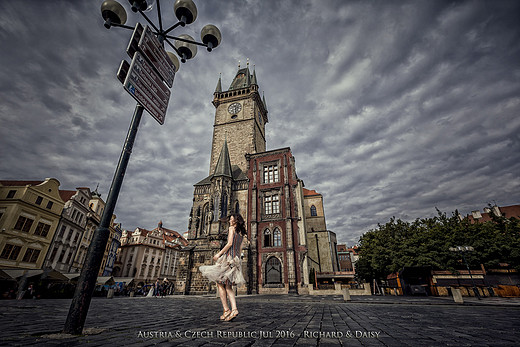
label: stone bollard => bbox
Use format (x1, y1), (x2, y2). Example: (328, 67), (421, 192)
(452, 288), (464, 304)
(342, 287), (351, 302)
(334, 283), (342, 292)
(107, 288), (115, 299)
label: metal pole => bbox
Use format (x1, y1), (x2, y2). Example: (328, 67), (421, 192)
(64, 104), (144, 334)
(461, 252), (481, 300)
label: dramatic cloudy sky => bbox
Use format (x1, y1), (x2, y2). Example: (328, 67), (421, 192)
(1, 1), (519, 246)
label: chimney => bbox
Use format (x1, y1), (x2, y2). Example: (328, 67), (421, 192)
(471, 211), (482, 219)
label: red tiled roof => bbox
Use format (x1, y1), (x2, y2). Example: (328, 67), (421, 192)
(164, 232), (189, 246)
(0, 180), (44, 187)
(59, 190), (76, 202)
(337, 244), (348, 252)
(135, 227), (151, 236)
(160, 226), (189, 246)
(303, 188), (320, 196)
(468, 204), (520, 223)
(501, 205), (520, 219)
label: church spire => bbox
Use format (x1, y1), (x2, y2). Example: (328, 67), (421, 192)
(245, 66), (251, 87)
(229, 60), (254, 91)
(213, 137), (233, 178)
(214, 73), (222, 93)
(251, 66), (258, 85)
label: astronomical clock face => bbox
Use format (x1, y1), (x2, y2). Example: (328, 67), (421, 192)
(228, 102), (242, 114)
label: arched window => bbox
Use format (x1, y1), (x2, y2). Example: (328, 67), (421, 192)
(265, 257), (282, 284)
(201, 203), (209, 235)
(310, 205), (317, 216)
(235, 201), (240, 214)
(263, 229), (271, 247)
(273, 228), (281, 247)
(221, 193), (228, 218)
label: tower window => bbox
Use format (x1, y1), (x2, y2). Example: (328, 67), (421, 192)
(221, 194), (228, 218)
(264, 195), (279, 215)
(263, 229), (271, 247)
(263, 165), (279, 183)
(7, 190), (16, 199)
(310, 205), (317, 217)
(273, 228), (282, 247)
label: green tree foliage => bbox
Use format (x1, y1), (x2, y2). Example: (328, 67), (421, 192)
(356, 209), (520, 282)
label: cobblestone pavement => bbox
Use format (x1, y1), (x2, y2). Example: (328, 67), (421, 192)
(1, 294), (519, 346)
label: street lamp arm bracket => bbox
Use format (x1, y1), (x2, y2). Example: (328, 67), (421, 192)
(166, 35), (208, 48)
(138, 10), (160, 34)
(163, 22), (185, 35)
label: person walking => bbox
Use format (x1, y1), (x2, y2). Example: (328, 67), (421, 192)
(154, 279), (160, 297)
(200, 213), (247, 321)
(161, 278), (168, 297)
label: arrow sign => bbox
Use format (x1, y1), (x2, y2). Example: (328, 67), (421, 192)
(126, 23), (176, 88)
(138, 25), (176, 88)
(121, 51), (171, 125)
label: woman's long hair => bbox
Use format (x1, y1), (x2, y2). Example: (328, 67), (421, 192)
(230, 213), (247, 236)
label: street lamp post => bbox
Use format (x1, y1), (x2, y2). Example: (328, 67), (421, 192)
(449, 246), (481, 300)
(63, 0), (221, 335)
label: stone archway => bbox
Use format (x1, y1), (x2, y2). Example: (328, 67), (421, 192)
(265, 256), (282, 284)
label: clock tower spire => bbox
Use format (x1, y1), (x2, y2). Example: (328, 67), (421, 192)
(209, 64), (268, 175)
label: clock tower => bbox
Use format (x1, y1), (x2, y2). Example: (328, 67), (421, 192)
(178, 63), (311, 296)
(209, 64), (268, 175)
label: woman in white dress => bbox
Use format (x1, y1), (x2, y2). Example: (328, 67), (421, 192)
(199, 213), (247, 321)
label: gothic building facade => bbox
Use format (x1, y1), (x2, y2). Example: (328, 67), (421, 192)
(176, 65), (324, 295)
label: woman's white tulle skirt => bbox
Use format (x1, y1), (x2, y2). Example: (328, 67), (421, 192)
(199, 254), (246, 286)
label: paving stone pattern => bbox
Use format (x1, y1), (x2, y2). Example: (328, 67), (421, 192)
(0, 295), (519, 346)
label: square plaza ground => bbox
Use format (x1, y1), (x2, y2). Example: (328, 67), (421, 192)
(1, 295), (519, 346)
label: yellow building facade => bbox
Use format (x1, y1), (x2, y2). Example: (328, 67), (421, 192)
(0, 179), (65, 270)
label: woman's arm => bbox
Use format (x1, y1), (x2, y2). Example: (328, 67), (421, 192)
(213, 226), (235, 260)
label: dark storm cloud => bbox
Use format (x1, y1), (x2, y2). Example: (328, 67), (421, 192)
(1, 0), (519, 247)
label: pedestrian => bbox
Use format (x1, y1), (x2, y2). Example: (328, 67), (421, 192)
(154, 279), (160, 297)
(161, 278), (168, 297)
(199, 213), (247, 321)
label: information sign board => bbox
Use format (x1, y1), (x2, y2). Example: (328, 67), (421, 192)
(138, 25), (176, 87)
(122, 51), (171, 125)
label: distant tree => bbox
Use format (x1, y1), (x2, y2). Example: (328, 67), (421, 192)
(355, 209), (520, 282)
